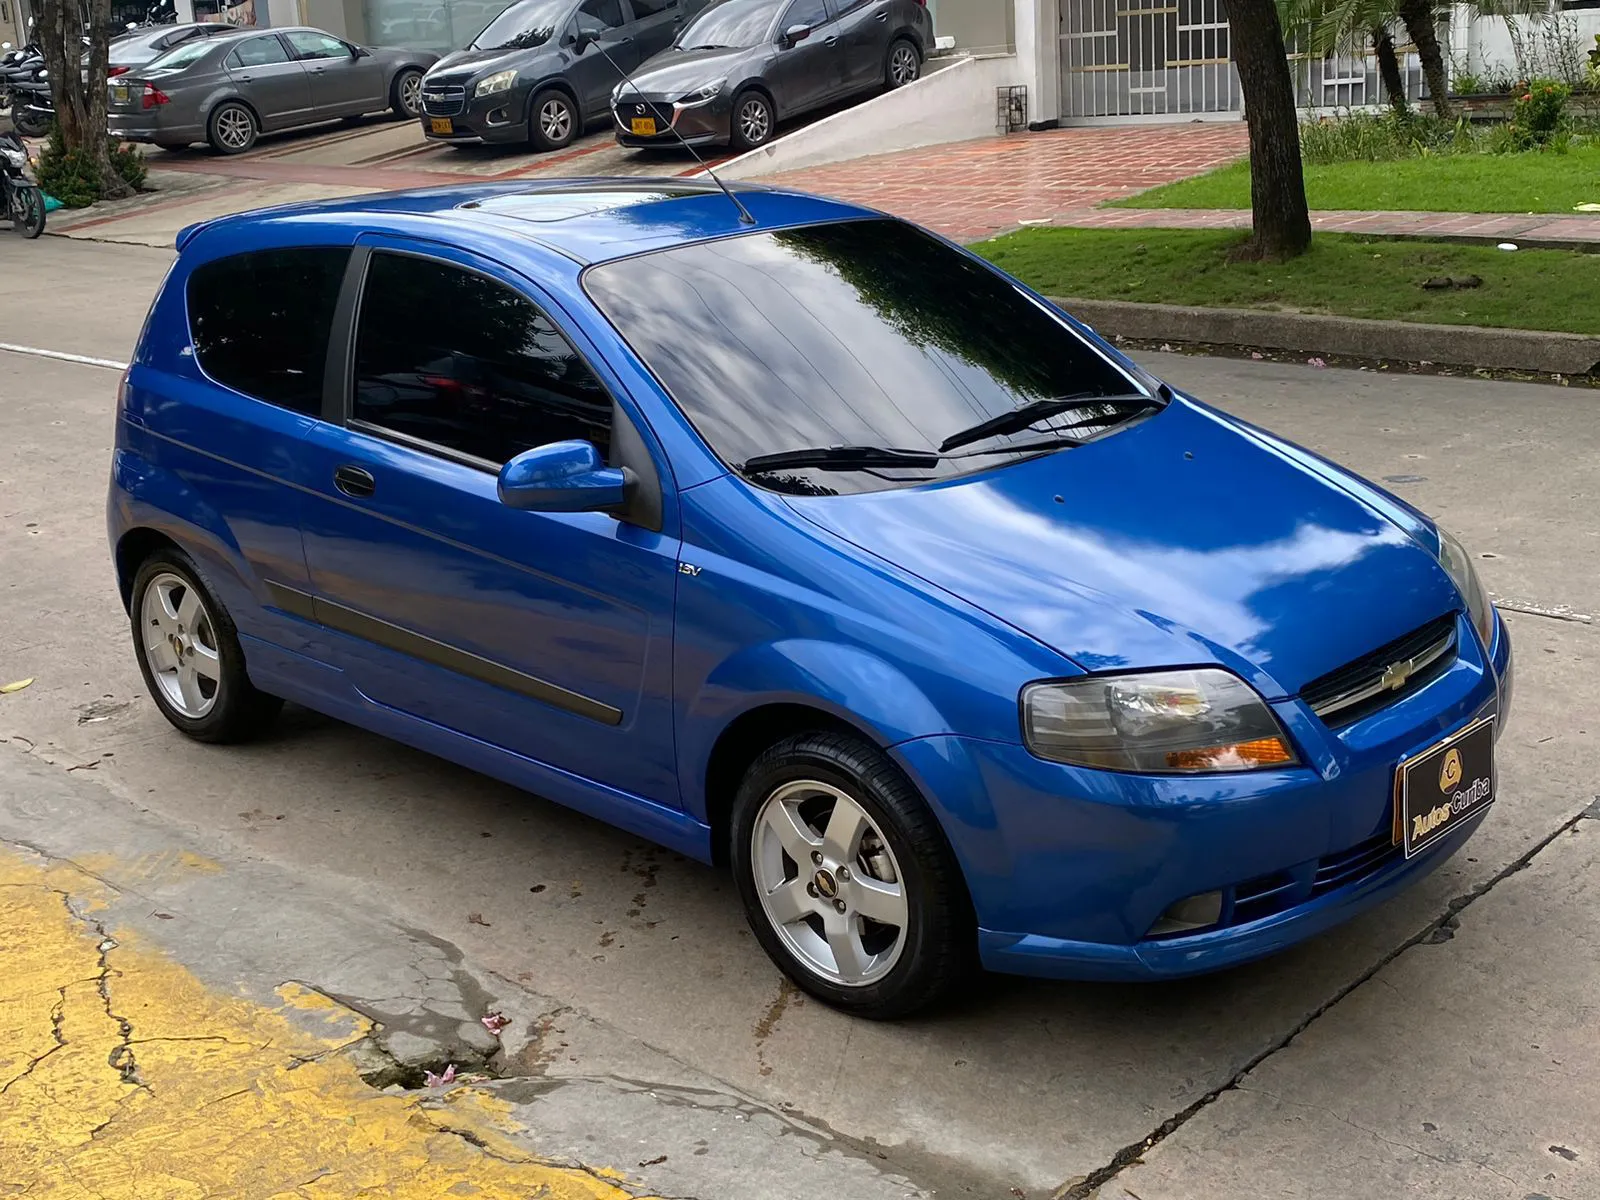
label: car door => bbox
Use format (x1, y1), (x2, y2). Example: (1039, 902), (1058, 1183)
(766, 0), (843, 116)
(222, 34), (312, 128)
(294, 239), (682, 807)
(834, 0), (888, 91)
(624, 0), (683, 63)
(564, 0), (639, 118)
(283, 29), (383, 116)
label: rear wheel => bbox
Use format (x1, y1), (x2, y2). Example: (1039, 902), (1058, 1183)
(730, 732), (974, 1019)
(10, 183), (45, 238)
(14, 108), (49, 138)
(528, 87), (577, 151)
(129, 549), (282, 744)
(885, 38), (921, 88)
(207, 101), (257, 154)
(730, 88), (773, 151)
(391, 67), (423, 118)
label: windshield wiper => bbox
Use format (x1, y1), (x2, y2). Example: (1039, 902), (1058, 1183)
(937, 387), (1169, 453)
(740, 445), (939, 474)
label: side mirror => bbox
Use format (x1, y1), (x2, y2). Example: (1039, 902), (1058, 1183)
(569, 27), (594, 53)
(352, 44), (370, 57)
(781, 22), (811, 48)
(498, 440), (627, 513)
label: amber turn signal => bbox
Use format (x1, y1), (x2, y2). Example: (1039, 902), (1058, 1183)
(1165, 737), (1295, 772)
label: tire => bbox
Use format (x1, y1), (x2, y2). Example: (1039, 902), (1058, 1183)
(730, 731), (974, 1019)
(885, 37), (921, 89)
(129, 548), (282, 744)
(390, 67), (423, 119)
(207, 100), (257, 154)
(10, 184), (45, 238)
(729, 88), (773, 151)
(14, 109), (49, 138)
(528, 87), (577, 151)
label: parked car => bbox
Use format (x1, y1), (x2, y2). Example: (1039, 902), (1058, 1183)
(110, 180), (1511, 1019)
(614, 0), (933, 151)
(106, 21), (235, 77)
(105, 26), (438, 153)
(418, 0), (711, 150)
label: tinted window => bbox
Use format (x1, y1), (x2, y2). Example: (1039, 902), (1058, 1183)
(584, 220), (1137, 495)
(781, 0), (829, 28)
(188, 247), (349, 416)
(470, 0), (570, 49)
(629, 0), (677, 15)
(147, 36), (219, 69)
(227, 36), (290, 67)
(677, 0), (779, 48)
(576, 0), (626, 31)
(284, 30), (349, 59)
(353, 253), (611, 465)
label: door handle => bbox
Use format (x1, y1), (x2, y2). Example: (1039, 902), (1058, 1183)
(875, 9), (887, 18)
(237, 73), (253, 80)
(824, 34), (838, 45)
(312, 65), (326, 73)
(334, 464), (375, 498)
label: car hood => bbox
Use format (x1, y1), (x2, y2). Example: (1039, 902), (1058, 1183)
(629, 45), (755, 94)
(428, 44), (548, 82)
(783, 399), (1459, 700)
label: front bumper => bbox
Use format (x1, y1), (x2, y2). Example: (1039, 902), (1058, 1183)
(419, 87), (532, 145)
(612, 94), (729, 148)
(894, 610), (1513, 982)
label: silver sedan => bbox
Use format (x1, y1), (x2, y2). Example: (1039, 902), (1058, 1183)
(106, 26), (438, 154)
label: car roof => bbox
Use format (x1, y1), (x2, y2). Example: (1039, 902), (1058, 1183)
(178, 178), (887, 269)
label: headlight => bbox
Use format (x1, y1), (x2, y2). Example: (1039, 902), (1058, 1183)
(1435, 526), (1494, 647)
(675, 82), (721, 106)
(474, 69), (516, 98)
(1022, 669), (1297, 773)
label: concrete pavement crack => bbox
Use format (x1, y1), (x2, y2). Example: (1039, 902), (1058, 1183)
(1058, 806), (1595, 1200)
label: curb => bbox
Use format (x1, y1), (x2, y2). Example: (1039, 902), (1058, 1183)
(1051, 297), (1600, 377)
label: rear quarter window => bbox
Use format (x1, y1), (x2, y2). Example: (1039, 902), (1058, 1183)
(186, 247), (350, 416)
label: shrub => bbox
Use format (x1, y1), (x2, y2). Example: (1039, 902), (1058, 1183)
(1298, 110), (1484, 164)
(1501, 78), (1572, 150)
(34, 126), (146, 208)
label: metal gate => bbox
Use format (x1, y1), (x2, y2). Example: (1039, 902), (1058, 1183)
(1059, 0), (1428, 120)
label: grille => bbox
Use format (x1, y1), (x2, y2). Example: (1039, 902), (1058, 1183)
(422, 85), (465, 116)
(1145, 830), (1401, 940)
(1300, 613), (1458, 727)
(615, 99), (675, 129)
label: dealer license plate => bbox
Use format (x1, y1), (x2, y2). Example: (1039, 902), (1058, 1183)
(113, 84), (129, 103)
(630, 116), (657, 136)
(430, 117), (453, 135)
(1396, 716), (1495, 857)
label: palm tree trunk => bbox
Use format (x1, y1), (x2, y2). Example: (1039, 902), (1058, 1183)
(1372, 27), (1409, 115)
(1397, 0), (1452, 117)
(1228, 0), (1312, 260)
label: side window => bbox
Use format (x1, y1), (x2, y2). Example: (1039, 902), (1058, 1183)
(284, 30), (351, 60)
(628, 0), (678, 16)
(227, 36), (291, 67)
(575, 0), (627, 33)
(782, 0), (830, 31)
(187, 247), (350, 416)
(352, 253), (612, 465)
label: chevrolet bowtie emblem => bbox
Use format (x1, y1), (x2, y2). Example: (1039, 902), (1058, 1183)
(1380, 658), (1416, 691)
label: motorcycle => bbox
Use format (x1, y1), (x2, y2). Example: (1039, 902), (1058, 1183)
(9, 71), (51, 138)
(0, 127), (46, 238)
(0, 42), (45, 111)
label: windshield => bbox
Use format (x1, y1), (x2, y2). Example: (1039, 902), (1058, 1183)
(584, 219), (1142, 496)
(470, 0), (570, 50)
(676, 0), (780, 50)
(143, 36), (216, 71)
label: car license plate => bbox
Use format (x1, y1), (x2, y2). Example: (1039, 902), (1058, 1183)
(630, 116), (657, 136)
(1395, 715), (1495, 857)
(430, 117), (452, 135)
(113, 84), (129, 103)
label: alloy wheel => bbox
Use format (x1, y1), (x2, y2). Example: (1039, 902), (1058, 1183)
(890, 44), (919, 87)
(737, 96), (770, 146)
(540, 97), (572, 142)
(751, 779), (909, 987)
(399, 72), (422, 116)
(139, 571), (223, 719)
(215, 106), (253, 151)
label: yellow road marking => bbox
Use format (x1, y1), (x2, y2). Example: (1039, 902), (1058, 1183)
(0, 847), (644, 1198)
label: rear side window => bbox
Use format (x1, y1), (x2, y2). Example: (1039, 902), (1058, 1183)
(226, 36), (291, 67)
(187, 247), (349, 416)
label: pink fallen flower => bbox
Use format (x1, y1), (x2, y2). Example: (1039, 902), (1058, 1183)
(1307, 357), (1327, 368)
(481, 1012), (511, 1036)
(424, 1063), (457, 1087)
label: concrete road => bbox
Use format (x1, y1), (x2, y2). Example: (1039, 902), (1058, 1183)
(1, 235), (1596, 1199)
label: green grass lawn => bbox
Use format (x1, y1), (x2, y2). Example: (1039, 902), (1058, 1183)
(1112, 144), (1600, 213)
(973, 228), (1600, 333)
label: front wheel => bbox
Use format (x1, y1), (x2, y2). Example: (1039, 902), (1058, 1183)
(390, 67), (423, 119)
(10, 182), (45, 238)
(729, 88), (774, 150)
(528, 87), (577, 151)
(730, 732), (974, 1019)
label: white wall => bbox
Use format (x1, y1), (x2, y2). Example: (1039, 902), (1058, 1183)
(1011, 0), (1058, 125)
(1451, 8), (1600, 84)
(715, 53), (1023, 180)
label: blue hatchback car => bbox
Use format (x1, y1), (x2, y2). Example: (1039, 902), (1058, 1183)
(110, 179), (1512, 1018)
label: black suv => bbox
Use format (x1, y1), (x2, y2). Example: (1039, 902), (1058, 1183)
(420, 0), (710, 150)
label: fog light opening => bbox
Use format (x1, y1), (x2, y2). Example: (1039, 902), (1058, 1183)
(487, 107), (509, 125)
(1147, 890), (1224, 938)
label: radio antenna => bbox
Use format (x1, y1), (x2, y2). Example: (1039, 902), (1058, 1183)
(583, 32), (756, 226)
